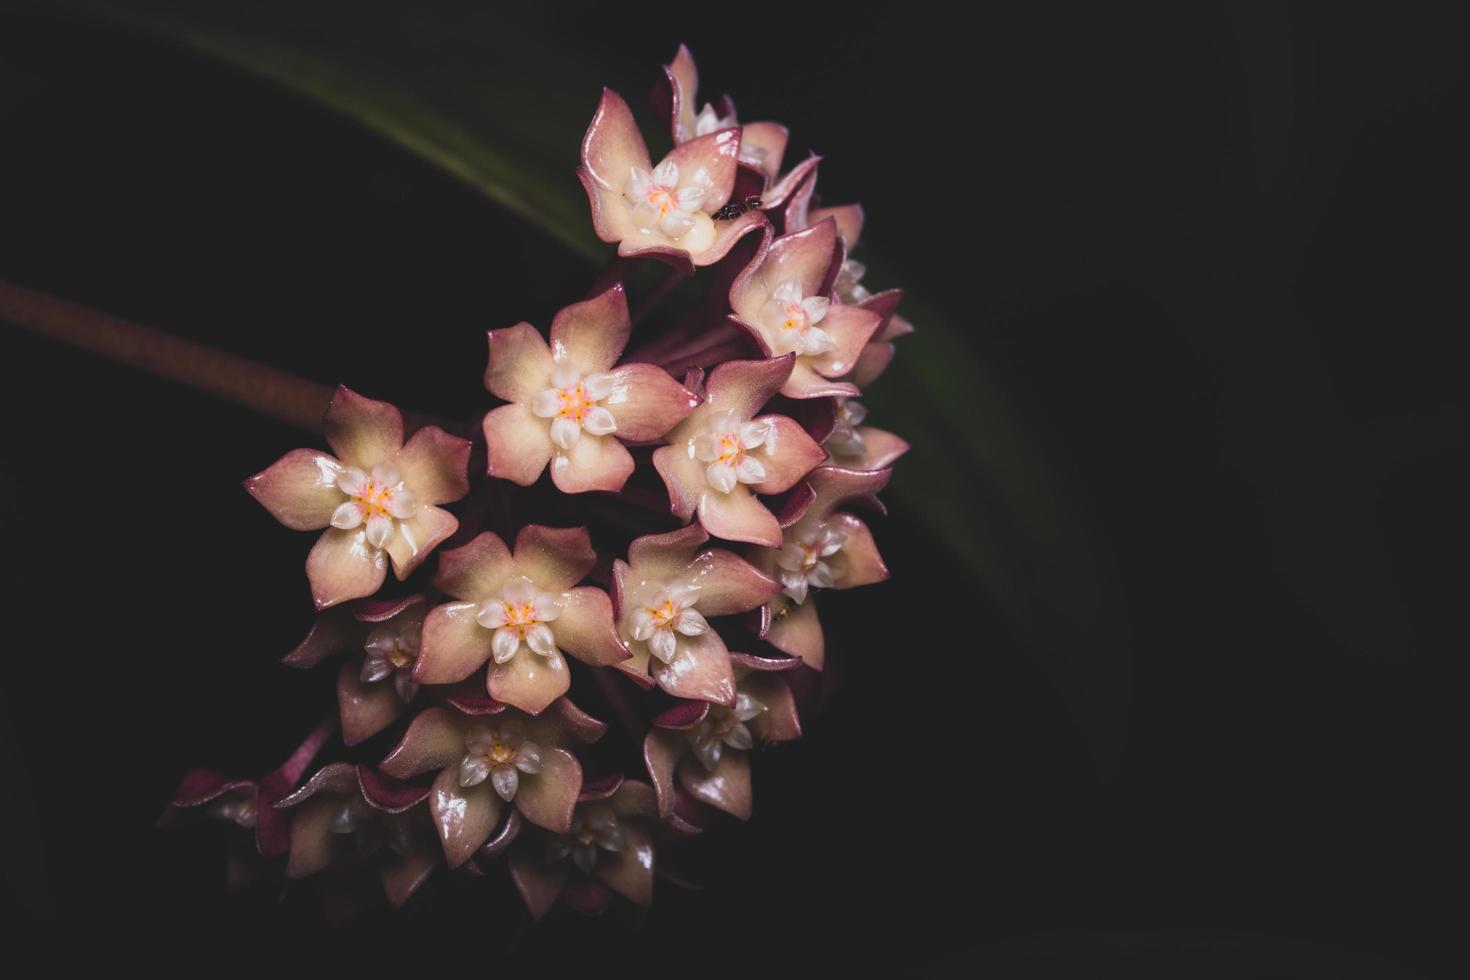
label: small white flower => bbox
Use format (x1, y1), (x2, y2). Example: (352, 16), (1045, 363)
(475, 576), (564, 664)
(624, 158), (713, 239)
(776, 523), (848, 604)
(824, 398), (868, 459)
(760, 279), (836, 358)
(329, 462), (419, 551)
(459, 724), (545, 801)
(531, 364), (619, 451)
(688, 692), (766, 770)
(626, 581), (708, 664)
(691, 409), (773, 493)
(360, 619), (422, 701)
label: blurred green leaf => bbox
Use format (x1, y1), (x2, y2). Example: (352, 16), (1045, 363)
(57, 0), (1125, 769)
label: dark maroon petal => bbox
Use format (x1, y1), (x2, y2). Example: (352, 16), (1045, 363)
(351, 593), (427, 623)
(609, 779), (659, 820)
(577, 774), (625, 803)
(728, 651), (804, 672)
(858, 288), (904, 337)
(479, 808), (523, 859)
(380, 842), (438, 909)
(562, 876), (614, 915)
(276, 762), (357, 808)
(547, 697), (610, 745)
(356, 765), (431, 813)
(652, 700), (710, 730)
(774, 480), (817, 528)
(169, 769), (255, 808)
(446, 691), (509, 716)
(803, 464), (893, 522)
(283, 606), (358, 669)
(643, 730), (684, 818)
(509, 845), (569, 921)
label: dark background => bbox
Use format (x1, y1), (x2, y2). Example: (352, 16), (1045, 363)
(1, 3), (1466, 975)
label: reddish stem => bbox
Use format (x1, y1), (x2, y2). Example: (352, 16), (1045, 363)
(0, 281), (333, 432)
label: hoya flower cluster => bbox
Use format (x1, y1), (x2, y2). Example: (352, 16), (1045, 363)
(168, 44), (911, 919)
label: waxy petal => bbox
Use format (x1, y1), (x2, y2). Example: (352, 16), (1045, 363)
(393, 425), (472, 506)
(652, 628), (736, 706)
(384, 504), (458, 581)
(766, 595), (824, 670)
(489, 648), (571, 716)
(662, 43), (700, 142)
(549, 283), (630, 376)
(554, 587), (629, 667)
(244, 449), (343, 531)
(744, 672), (802, 743)
(698, 484), (782, 548)
(829, 512), (889, 588)
(379, 840), (438, 909)
(306, 527), (388, 611)
(688, 549), (782, 616)
(323, 386), (403, 469)
(550, 432), (635, 494)
(513, 525), (596, 593)
(810, 203), (865, 250)
(337, 660), (406, 746)
(602, 363), (700, 442)
(642, 730), (684, 818)
(415, 601), (491, 684)
(483, 402), (556, 488)
(484, 322), (556, 404)
(678, 748), (752, 820)
(380, 706), (465, 777)
(852, 342), (895, 389)
(664, 127), (742, 213)
(804, 302), (882, 381)
(430, 767), (502, 867)
(510, 846), (569, 921)
(738, 121), (789, 184)
(513, 746), (581, 834)
(282, 604), (355, 668)
(651, 444), (703, 523)
(782, 360), (860, 400)
(433, 532), (515, 602)
(626, 523), (709, 581)
(596, 820), (655, 906)
(284, 795), (339, 879)
(705, 354), (795, 419)
(748, 415), (826, 495)
(580, 89), (653, 210)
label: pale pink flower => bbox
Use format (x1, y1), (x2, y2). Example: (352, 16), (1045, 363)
(611, 524), (780, 705)
(643, 654), (803, 821)
(379, 700), (605, 867)
(245, 386), (471, 610)
(755, 466), (892, 670)
(578, 88), (766, 272)
(822, 397), (911, 471)
(481, 284), (699, 493)
(652, 354), (827, 547)
(413, 526), (628, 715)
(728, 220), (882, 399)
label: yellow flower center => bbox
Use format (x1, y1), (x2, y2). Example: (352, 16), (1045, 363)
(352, 481), (397, 519)
(555, 383), (596, 423)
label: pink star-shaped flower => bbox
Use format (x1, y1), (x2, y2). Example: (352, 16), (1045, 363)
(413, 526), (628, 715)
(652, 354), (828, 547)
(611, 524), (780, 705)
(245, 386), (471, 610)
(728, 220), (883, 399)
(579, 88), (766, 273)
(379, 700), (603, 867)
(481, 283), (700, 493)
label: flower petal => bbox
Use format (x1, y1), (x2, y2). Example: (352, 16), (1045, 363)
(337, 660), (406, 746)
(840, 426), (910, 470)
(282, 605), (357, 668)
(642, 730), (684, 818)
(433, 531), (515, 602)
(781, 359), (861, 400)
(322, 386), (403, 469)
(805, 302), (882, 380)
(429, 767), (502, 867)
(738, 120), (789, 183)
(554, 587), (629, 666)
(704, 354), (796, 419)
(244, 449), (344, 531)
(651, 629), (736, 706)
(651, 443), (705, 522)
(379, 839), (438, 909)
(809, 203), (865, 250)
(489, 647), (571, 715)
(550, 431), (635, 494)
(484, 321), (556, 404)
(852, 341), (895, 389)
(483, 402), (556, 487)
(731, 220), (840, 322)
(745, 672), (802, 743)
(513, 525), (596, 592)
(549, 283), (631, 375)
(686, 549), (781, 615)
(306, 527), (388, 611)
(379, 706), (466, 778)
(513, 746), (581, 833)
(509, 846), (569, 921)
(748, 414), (827, 495)
(626, 523), (709, 581)
(828, 512), (889, 588)
(766, 596), (825, 670)
(601, 363), (701, 442)
(284, 795), (339, 879)
(697, 485), (782, 548)
(677, 748), (752, 820)
(580, 89), (654, 240)
(595, 820), (655, 906)
(414, 601), (493, 684)
(393, 425), (472, 506)
(665, 128), (741, 214)
(384, 504), (458, 581)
